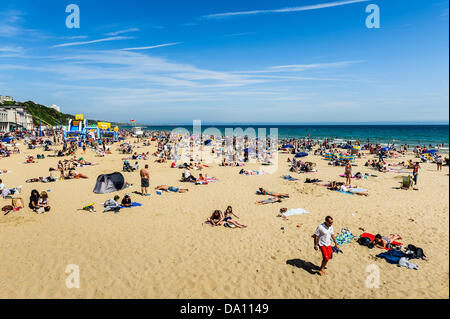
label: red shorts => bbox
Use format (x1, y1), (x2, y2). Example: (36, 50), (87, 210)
(319, 245), (333, 261)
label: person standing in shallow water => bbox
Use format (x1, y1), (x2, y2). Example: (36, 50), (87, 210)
(313, 216), (339, 276)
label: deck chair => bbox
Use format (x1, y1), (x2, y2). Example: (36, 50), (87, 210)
(401, 176), (412, 189)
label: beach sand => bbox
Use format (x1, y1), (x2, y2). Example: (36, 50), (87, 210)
(0, 139), (448, 299)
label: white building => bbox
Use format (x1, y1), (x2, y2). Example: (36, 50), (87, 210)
(0, 105), (34, 132)
(0, 96), (14, 104)
(49, 104), (61, 112)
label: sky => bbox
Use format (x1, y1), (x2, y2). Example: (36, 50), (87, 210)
(0, 0), (448, 124)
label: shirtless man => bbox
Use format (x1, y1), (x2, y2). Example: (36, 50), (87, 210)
(140, 164), (150, 196)
(155, 185), (189, 193)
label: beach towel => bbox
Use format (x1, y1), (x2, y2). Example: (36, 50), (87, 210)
(335, 228), (356, 245)
(337, 190), (354, 195)
(120, 202), (142, 208)
(348, 188), (368, 193)
(282, 208), (309, 216)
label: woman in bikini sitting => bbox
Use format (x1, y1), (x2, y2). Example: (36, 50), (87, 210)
(207, 210), (223, 226)
(258, 188), (289, 198)
(222, 206), (247, 228)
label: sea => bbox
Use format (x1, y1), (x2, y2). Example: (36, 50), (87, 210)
(119, 124), (449, 151)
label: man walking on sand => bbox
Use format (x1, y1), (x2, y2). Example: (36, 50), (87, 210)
(140, 164), (150, 196)
(313, 216), (339, 276)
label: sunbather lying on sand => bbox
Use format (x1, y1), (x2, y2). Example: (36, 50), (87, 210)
(372, 234), (402, 249)
(339, 184), (369, 196)
(155, 185), (189, 193)
(66, 170), (88, 179)
(258, 188), (289, 198)
(314, 181), (368, 196)
(239, 169), (263, 175)
(256, 196), (283, 205)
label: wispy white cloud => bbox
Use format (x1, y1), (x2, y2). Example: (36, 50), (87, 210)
(61, 35), (89, 40)
(105, 28), (140, 36)
(0, 46), (23, 53)
(270, 60), (363, 70)
(223, 32), (256, 38)
(120, 42), (182, 51)
(51, 36), (135, 48)
(202, 0), (368, 19)
(0, 10), (25, 37)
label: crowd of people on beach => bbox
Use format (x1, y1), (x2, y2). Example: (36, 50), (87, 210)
(1, 127), (448, 277)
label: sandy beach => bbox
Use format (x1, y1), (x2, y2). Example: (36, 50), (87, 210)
(0, 137), (448, 299)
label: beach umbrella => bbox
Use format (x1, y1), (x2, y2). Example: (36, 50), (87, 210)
(1, 137), (14, 142)
(423, 149), (438, 154)
(282, 144), (294, 149)
(381, 147), (391, 152)
(295, 152), (309, 158)
(342, 144), (353, 149)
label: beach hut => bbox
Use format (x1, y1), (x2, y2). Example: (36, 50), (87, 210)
(93, 172), (126, 194)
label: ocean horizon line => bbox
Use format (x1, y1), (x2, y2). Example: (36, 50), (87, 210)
(124, 122), (449, 126)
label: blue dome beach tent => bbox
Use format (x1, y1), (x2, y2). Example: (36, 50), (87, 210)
(282, 144), (294, 149)
(93, 172), (126, 194)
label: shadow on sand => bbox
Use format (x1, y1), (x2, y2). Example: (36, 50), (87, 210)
(286, 259), (320, 275)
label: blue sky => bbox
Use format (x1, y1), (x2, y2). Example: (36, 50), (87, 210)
(0, 0), (448, 124)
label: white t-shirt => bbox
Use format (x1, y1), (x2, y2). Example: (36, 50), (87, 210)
(314, 223), (334, 247)
(0, 183), (5, 190)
